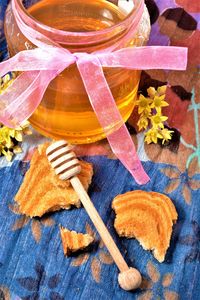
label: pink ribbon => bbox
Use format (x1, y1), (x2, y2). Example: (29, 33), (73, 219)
(0, 0), (188, 184)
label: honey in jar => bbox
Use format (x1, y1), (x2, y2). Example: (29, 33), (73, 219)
(4, 0), (150, 143)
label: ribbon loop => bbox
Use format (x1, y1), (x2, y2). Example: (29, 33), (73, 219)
(97, 46), (188, 70)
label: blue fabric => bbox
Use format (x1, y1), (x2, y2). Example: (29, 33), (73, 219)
(0, 157), (200, 299)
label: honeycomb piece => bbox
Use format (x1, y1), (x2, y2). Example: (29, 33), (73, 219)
(112, 190), (178, 262)
(15, 143), (93, 217)
(60, 226), (94, 256)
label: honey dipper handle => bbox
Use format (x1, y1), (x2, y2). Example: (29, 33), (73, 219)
(46, 140), (141, 290)
(70, 176), (129, 273)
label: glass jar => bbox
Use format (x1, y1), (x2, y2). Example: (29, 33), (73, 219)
(4, 0), (150, 144)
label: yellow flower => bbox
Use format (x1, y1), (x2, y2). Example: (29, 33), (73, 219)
(141, 110), (151, 119)
(137, 116), (149, 131)
(151, 95), (169, 113)
(136, 94), (152, 114)
(0, 122), (32, 161)
(157, 85), (167, 96)
(0, 73), (32, 161)
(14, 131), (23, 142)
(160, 128), (174, 144)
(3, 74), (11, 84)
(145, 128), (174, 145)
(0, 73), (15, 95)
(137, 85), (173, 145)
(145, 128), (163, 144)
(150, 113), (168, 129)
(13, 145), (23, 154)
(147, 85), (167, 98)
(147, 87), (156, 99)
(1, 149), (13, 161)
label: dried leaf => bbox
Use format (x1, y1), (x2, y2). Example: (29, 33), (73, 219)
(182, 184), (191, 204)
(164, 290), (179, 300)
(9, 203), (21, 215)
(140, 278), (153, 290)
(12, 216), (29, 230)
(91, 257), (101, 283)
(31, 220), (41, 243)
(147, 262), (160, 283)
(41, 217), (55, 227)
(99, 252), (113, 265)
(137, 291), (153, 300)
(164, 179), (180, 194)
(71, 253), (89, 267)
(160, 167), (180, 179)
(162, 273), (173, 287)
(189, 179), (200, 190)
(85, 223), (95, 237)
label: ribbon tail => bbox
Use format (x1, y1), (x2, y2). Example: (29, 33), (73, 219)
(76, 54), (150, 185)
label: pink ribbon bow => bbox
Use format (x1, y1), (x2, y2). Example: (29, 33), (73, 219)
(0, 0), (188, 184)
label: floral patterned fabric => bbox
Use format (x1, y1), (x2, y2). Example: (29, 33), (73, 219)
(0, 0), (200, 299)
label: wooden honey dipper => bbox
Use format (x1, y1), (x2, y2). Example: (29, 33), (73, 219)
(46, 140), (142, 291)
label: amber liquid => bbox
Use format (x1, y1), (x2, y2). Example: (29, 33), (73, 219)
(27, 0), (140, 143)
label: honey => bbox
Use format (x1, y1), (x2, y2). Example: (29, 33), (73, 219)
(4, 0), (150, 143)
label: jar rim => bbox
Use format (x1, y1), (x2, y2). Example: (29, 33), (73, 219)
(14, 0), (144, 45)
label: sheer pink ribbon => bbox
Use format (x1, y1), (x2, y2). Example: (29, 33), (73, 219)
(0, 0), (188, 184)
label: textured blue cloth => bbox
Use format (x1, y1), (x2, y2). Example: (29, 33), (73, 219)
(0, 157), (199, 300)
